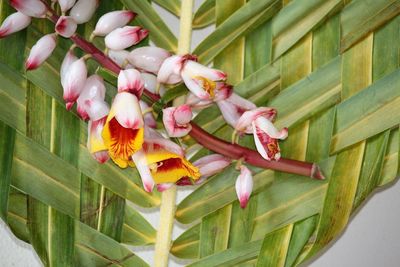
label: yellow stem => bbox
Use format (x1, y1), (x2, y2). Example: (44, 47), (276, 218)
(154, 1), (194, 266)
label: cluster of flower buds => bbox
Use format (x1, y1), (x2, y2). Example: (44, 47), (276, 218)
(1, 2), (289, 208)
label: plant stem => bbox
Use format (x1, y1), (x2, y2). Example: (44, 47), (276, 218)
(42, 1), (324, 180)
(154, 1), (194, 266)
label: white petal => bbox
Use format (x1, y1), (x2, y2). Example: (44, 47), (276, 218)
(112, 92), (144, 129)
(235, 107), (276, 133)
(162, 106), (192, 138)
(58, 0), (76, 13)
(185, 93), (213, 108)
(132, 149), (155, 192)
(60, 50), (78, 86)
(85, 99), (110, 121)
(183, 60), (226, 81)
(141, 73), (158, 93)
(128, 46), (171, 74)
(181, 70), (210, 100)
(193, 154), (231, 179)
(70, 0), (98, 24)
(255, 117), (288, 140)
(118, 69), (144, 97)
(0, 12), (31, 38)
(157, 55), (184, 84)
(55, 16), (77, 38)
(105, 26), (149, 50)
(252, 122), (270, 160)
(62, 58), (87, 108)
(227, 93), (257, 110)
(108, 49), (130, 67)
(235, 165), (253, 209)
(94, 10), (136, 36)
(216, 100), (241, 129)
(26, 33), (57, 70)
(174, 105), (192, 125)
(140, 101), (157, 128)
(10, 0), (47, 18)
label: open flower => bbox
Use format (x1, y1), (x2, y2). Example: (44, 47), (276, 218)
(0, 12), (31, 38)
(62, 58), (88, 110)
(186, 82), (233, 108)
(70, 0), (98, 24)
(118, 69), (144, 97)
(105, 26), (149, 50)
(25, 33), (57, 71)
(128, 46), (170, 74)
(162, 104), (193, 137)
(157, 54), (197, 84)
(87, 116), (110, 164)
(93, 10), (136, 36)
(10, 0), (47, 18)
(55, 16), (77, 38)
(102, 92), (144, 168)
(236, 107), (288, 161)
(235, 165), (253, 209)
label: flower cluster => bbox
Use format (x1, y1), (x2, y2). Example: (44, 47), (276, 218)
(1, 0), (289, 208)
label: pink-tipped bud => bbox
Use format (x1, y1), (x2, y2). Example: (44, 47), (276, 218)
(193, 154), (231, 179)
(0, 12), (31, 38)
(25, 33), (56, 71)
(58, 0), (76, 13)
(162, 104), (193, 137)
(108, 50), (130, 67)
(105, 26), (149, 50)
(157, 183), (173, 192)
(117, 69), (144, 97)
(10, 0), (47, 18)
(55, 16), (77, 38)
(235, 165), (253, 209)
(60, 50), (78, 85)
(62, 58), (87, 109)
(93, 10), (137, 36)
(128, 46), (171, 74)
(70, 0), (98, 24)
(77, 75), (106, 120)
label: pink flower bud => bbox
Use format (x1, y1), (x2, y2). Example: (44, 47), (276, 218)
(128, 46), (171, 74)
(60, 50), (78, 85)
(235, 165), (253, 209)
(25, 33), (57, 71)
(55, 16), (77, 38)
(118, 69), (144, 97)
(0, 12), (31, 38)
(10, 0), (47, 18)
(93, 10), (136, 36)
(193, 154), (231, 179)
(58, 0), (76, 13)
(162, 105), (193, 137)
(108, 50), (130, 67)
(77, 75), (106, 120)
(62, 58), (87, 110)
(70, 0), (98, 24)
(105, 26), (149, 50)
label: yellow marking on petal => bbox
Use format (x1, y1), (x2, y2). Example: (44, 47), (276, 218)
(193, 76), (216, 98)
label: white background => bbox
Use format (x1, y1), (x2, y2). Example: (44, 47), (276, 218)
(1, 1), (400, 266)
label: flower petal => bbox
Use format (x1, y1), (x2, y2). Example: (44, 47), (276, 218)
(85, 99), (110, 122)
(10, 0), (47, 18)
(132, 149), (155, 192)
(183, 60), (226, 81)
(87, 117), (109, 163)
(141, 73), (158, 94)
(70, 0), (98, 24)
(60, 50), (78, 85)
(255, 117), (288, 140)
(193, 154), (231, 179)
(105, 26), (149, 50)
(108, 49), (130, 67)
(157, 55), (185, 84)
(25, 33), (57, 71)
(140, 101), (157, 128)
(58, 0), (76, 13)
(112, 92), (144, 129)
(55, 16), (77, 38)
(62, 58), (88, 109)
(128, 46), (171, 74)
(93, 10), (136, 36)
(235, 165), (253, 209)
(0, 12), (31, 38)
(156, 183), (173, 192)
(117, 69), (144, 97)
(217, 100), (242, 129)
(236, 107), (276, 133)
(162, 105), (192, 138)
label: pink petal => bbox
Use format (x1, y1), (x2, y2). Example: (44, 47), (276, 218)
(55, 16), (77, 38)
(252, 122), (283, 161)
(183, 60), (226, 81)
(156, 183), (173, 192)
(254, 117), (288, 140)
(25, 33), (57, 70)
(185, 93), (213, 108)
(62, 58), (87, 106)
(58, 0), (76, 13)
(143, 128), (185, 157)
(0, 12), (31, 38)
(70, 0), (98, 24)
(181, 71), (211, 100)
(162, 106), (192, 138)
(118, 69), (144, 97)
(128, 46), (171, 74)
(105, 26), (149, 50)
(92, 151), (110, 164)
(10, 0), (47, 18)
(60, 50), (78, 85)
(193, 154), (231, 179)
(216, 100), (242, 129)
(132, 149), (155, 193)
(112, 92), (143, 129)
(157, 55), (185, 84)
(236, 107), (277, 133)
(214, 82), (233, 102)
(227, 93), (257, 110)
(174, 105), (192, 125)
(235, 165), (253, 209)
(93, 10), (136, 36)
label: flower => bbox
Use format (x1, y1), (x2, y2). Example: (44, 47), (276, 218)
(186, 82), (233, 108)
(10, 0), (47, 18)
(105, 26), (149, 50)
(61, 58), (88, 110)
(58, 0), (76, 13)
(25, 33), (57, 71)
(118, 69), (144, 97)
(55, 16), (77, 38)
(87, 116), (109, 164)
(0, 12), (31, 38)
(236, 107), (288, 161)
(162, 104), (193, 137)
(235, 165), (253, 209)
(157, 54), (197, 84)
(77, 75), (106, 120)
(70, 0), (98, 24)
(128, 46), (171, 74)
(60, 50), (78, 85)
(102, 92), (144, 168)
(93, 10), (136, 36)
(216, 93), (256, 129)
(193, 154), (231, 180)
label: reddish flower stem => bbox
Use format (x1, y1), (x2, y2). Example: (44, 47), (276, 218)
(44, 4), (324, 180)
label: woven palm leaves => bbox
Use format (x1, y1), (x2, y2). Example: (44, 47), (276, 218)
(0, 0), (399, 266)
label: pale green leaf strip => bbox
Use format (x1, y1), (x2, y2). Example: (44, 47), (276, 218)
(193, 0), (215, 29)
(379, 128), (399, 186)
(153, 0), (181, 17)
(341, 0), (400, 52)
(122, 205), (156, 246)
(332, 68), (400, 153)
(270, 57), (341, 129)
(194, 0), (282, 64)
(7, 188), (30, 243)
(121, 0), (177, 52)
(171, 224), (201, 259)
